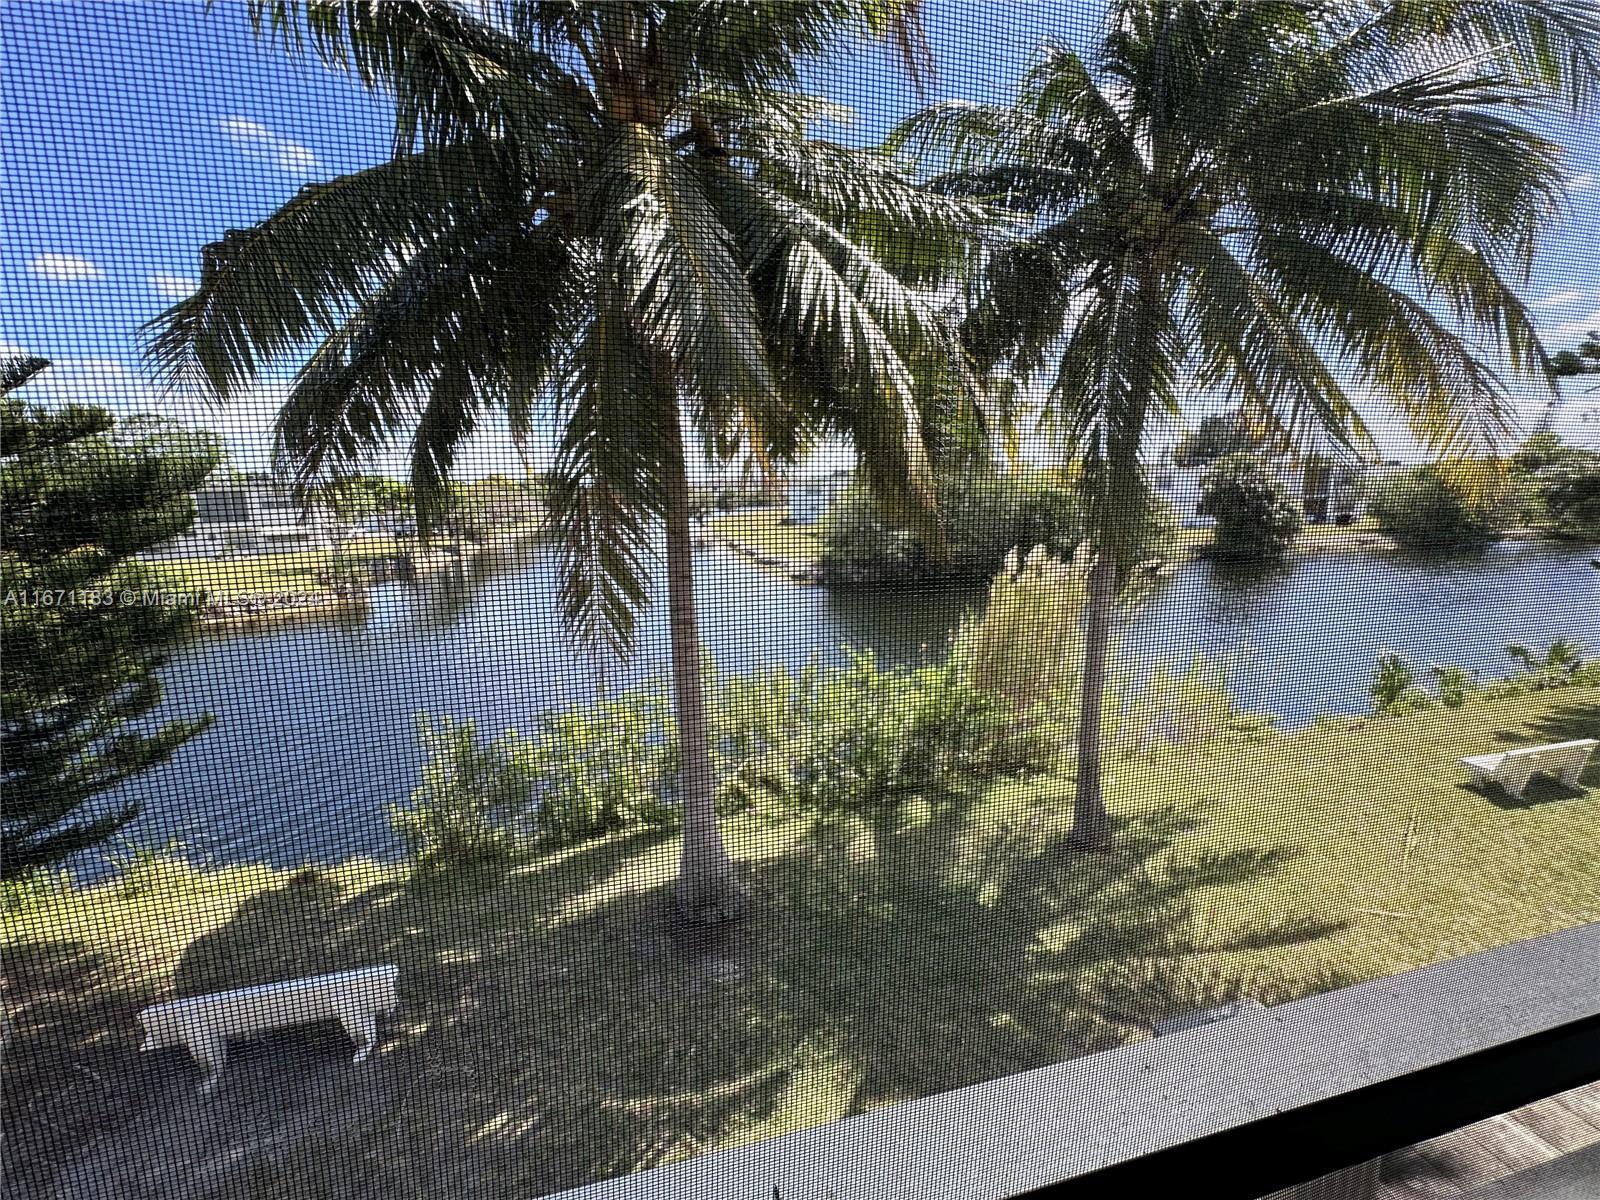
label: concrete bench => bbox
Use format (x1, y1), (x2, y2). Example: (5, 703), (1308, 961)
(137, 964), (399, 1094)
(1459, 738), (1597, 798)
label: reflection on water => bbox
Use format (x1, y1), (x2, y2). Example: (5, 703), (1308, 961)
(105, 540), (1597, 874)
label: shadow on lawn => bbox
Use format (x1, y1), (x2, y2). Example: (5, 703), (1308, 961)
(52, 790), (1355, 1200)
(1, 938), (170, 1199)
(1471, 694), (1599, 809)
(1482, 694), (1600, 749)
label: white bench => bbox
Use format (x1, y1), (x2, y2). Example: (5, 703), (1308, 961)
(137, 964), (399, 1094)
(1459, 738), (1597, 798)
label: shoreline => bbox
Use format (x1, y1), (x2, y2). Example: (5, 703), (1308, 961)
(709, 523), (1586, 584)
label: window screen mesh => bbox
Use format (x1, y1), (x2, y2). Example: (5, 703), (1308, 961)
(2, 2), (1597, 1198)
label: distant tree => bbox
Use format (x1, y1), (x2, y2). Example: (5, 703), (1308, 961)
(1509, 433), (1600, 537)
(1171, 412), (1264, 467)
(1536, 453), (1600, 537)
(818, 468), (1084, 584)
(1366, 466), (1500, 553)
(1550, 331), (1600, 374)
(1512, 432), (1575, 472)
(1, 358), (222, 878)
(1580, 329), (1600, 368)
(314, 474), (413, 525)
(1197, 453), (1303, 561)
(1550, 349), (1587, 376)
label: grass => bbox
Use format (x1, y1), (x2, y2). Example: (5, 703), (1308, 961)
(147, 537), (401, 600)
(4, 686), (1597, 1197)
(704, 506), (822, 567)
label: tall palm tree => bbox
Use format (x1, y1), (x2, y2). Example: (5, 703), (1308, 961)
(146, 0), (986, 921)
(894, 0), (1599, 849)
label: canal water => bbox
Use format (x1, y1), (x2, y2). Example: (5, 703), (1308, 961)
(103, 541), (1598, 874)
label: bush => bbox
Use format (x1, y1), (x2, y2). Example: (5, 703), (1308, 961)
(1369, 640), (1597, 717)
(395, 651), (1043, 866)
(1197, 453), (1303, 561)
(390, 717), (528, 867)
(1365, 467), (1500, 552)
(1535, 454), (1600, 538)
(1428, 664), (1478, 709)
(507, 691), (682, 846)
(817, 468), (1081, 584)
(1122, 656), (1277, 752)
(1371, 652), (1432, 714)
(716, 651), (1027, 812)
(1504, 639), (1591, 690)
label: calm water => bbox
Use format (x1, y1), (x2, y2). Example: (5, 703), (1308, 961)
(103, 541), (1598, 874)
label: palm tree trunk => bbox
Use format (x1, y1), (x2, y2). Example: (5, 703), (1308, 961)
(1068, 260), (1165, 851)
(662, 400), (743, 923)
(1069, 549), (1117, 850)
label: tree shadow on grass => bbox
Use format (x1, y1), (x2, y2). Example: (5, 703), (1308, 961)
(1, 938), (169, 1200)
(43, 798), (1351, 1200)
(1481, 695), (1599, 750)
(1464, 694), (1598, 808)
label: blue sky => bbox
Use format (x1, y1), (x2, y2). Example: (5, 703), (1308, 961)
(2, 0), (1597, 476)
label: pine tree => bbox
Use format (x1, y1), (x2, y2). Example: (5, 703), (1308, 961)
(1, 357), (222, 878)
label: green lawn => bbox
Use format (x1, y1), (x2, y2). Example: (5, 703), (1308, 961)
(147, 537), (401, 600)
(705, 506), (823, 567)
(5, 687), (1597, 1196)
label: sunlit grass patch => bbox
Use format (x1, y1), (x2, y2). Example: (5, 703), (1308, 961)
(705, 507), (822, 567)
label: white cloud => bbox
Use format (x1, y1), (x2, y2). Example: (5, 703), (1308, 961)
(1549, 310), (1600, 338)
(217, 114), (317, 176)
(275, 142), (318, 173)
(1568, 171), (1595, 193)
(28, 252), (103, 283)
(218, 116), (273, 142)
(150, 273), (199, 301)
(1530, 289), (1588, 309)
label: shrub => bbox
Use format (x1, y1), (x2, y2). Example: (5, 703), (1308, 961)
(505, 690), (682, 846)
(1122, 656), (1277, 753)
(1505, 639), (1590, 690)
(1534, 454), (1600, 538)
(1371, 652), (1432, 714)
(396, 651), (1043, 866)
(817, 468), (1081, 584)
(1428, 664), (1478, 709)
(390, 717), (527, 867)
(1365, 467), (1499, 552)
(1368, 641), (1596, 717)
(717, 651), (1025, 812)
(1197, 453), (1303, 561)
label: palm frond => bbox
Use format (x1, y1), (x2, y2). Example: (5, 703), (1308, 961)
(0, 356), (50, 397)
(546, 299), (667, 653)
(593, 123), (777, 415)
(1255, 231), (1521, 458)
(143, 144), (513, 402)
(1179, 226), (1366, 457)
(1364, 0), (1600, 107)
(273, 223), (575, 519)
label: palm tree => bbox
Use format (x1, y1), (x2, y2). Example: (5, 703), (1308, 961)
(146, 0), (985, 921)
(894, 0), (1599, 849)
